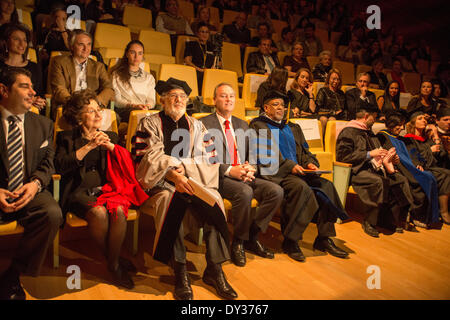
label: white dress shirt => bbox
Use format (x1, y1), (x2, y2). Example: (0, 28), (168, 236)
(74, 58), (88, 91)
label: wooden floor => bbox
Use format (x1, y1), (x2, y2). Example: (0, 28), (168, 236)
(1, 211), (450, 300)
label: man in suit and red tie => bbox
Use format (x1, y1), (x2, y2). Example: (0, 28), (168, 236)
(201, 83), (284, 267)
(0, 68), (62, 300)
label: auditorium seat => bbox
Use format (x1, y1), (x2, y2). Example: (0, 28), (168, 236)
(403, 72), (421, 95)
(277, 51), (289, 67)
(191, 113), (211, 119)
(306, 56), (320, 70)
(356, 64), (372, 76)
(139, 30), (172, 57)
(222, 9), (239, 25)
(178, 0), (194, 20)
(369, 88), (385, 100)
(144, 54), (176, 80)
(202, 69), (239, 105)
(109, 59), (151, 73)
(27, 48), (37, 63)
(333, 60), (355, 85)
(312, 81), (325, 97)
(175, 35), (198, 64)
(242, 46), (259, 75)
(125, 110), (160, 151)
(208, 6), (220, 28)
(122, 5), (153, 34)
(222, 41), (243, 79)
(322, 41), (336, 58)
(242, 73), (268, 111)
(94, 23), (131, 58)
(17, 8), (33, 30)
(158, 64), (199, 98)
(271, 19), (288, 37)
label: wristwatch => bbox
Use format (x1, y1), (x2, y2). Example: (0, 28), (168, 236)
(32, 179), (43, 193)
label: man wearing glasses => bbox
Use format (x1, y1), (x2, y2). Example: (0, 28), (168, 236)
(133, 78), (237, 300)
(345, 72), (377, 120)
(250, 90), (349, 263)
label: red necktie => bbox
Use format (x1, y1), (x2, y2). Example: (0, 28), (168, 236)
(224, 120), (238, 166)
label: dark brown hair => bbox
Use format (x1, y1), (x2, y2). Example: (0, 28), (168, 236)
(63, 89), (99, 126)
(0, 23), (31, 63)
(109, 40), (145, 88)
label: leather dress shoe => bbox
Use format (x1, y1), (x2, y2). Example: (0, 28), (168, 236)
(109, 265), (135, 290)
(174, 263), (193, 300)
(231, 241), (246, 267)
(0, 269), (25, 300)
(313, 237), (349, 259)
(203, 264), (237, 300)
(244, 240), (274, 259)
(362, 220), (379, 237)
(282, 238), (306, 262)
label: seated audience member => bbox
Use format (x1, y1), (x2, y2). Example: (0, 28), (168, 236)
(255, 67), (288, 111)
(387, 59), (406, 93)
(431, 80), (448, 110)
(249, 22), (277, 52)
(0, 23), (46, 111)
(402, 112), (450, 226)
(407, 80), (437, 118)
(312, 50), (332, 82)
(41, 7), (71, 57)
(315, 68), (347, 130)
(0, 68), (62, 300)
(336, 107), (414, 237)
(289, 68), (316, 118)
(56, 89), (148, 289)
(377, 113), (445, 227)
(250, 91), (349, 262)
(0, 0), (18, 26)
(184, 22), (215, 95)
(283, 42), (310, 78)
(110, 40), (156, 124)
(345, 72), (377, 120)
(368, 58), (388, 90)
(201, 83), (284, 267)
(435, 107), (450, 169)
(156, 0), (194, 35)
(300, 23), (323, 57)
(277, 27), (295, 53)
(191, 5), (217, 34)
(246, 38), (280, 75)
(377, 80), (401, 121)
(133, 78), (237, 300)
(222, 12), (251, 49)
(49, 29), (114, 113)
(340, 35), (363, 65)
(362, 40), (383, 66)
(434, 63), (450, 98)
(247, 1), (274, 32)
(156, 0), (194, 55)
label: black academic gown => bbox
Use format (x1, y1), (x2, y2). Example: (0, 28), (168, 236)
(250, 116), (347, 241)
(336, 126), (413, 225)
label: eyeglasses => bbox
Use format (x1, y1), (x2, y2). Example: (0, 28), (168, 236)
(167, 93), (188, 100)
(82, 108), (102, 114)
(267, 102), (285, 108)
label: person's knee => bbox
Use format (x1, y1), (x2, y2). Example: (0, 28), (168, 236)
(87, 206), (108, 221)
(234, 184), (254, 203)
(45, 202), (63, 229)
(270, 184), (284, 202)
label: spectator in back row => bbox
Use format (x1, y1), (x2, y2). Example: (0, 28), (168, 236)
(300, 23), (323, 57)
(387, 58), (406, 93)
(191, 5), (217, 34)
(377, 80), (401, 121)
(247, 1), (274, 33)
(222, 12), (251, 49)
(0, 23), (46, 111)
(49, 29), (114, 114)
(246, 38), (280, 75)
(0, 0), (18, 26)
(368, 58), (388, 90)
(283, 42), (310, 78)
(312, 50), (332, 82)
(250, 22), (277, 52)
(276, 27), (295, 53)
(340, 35), (363, 65)
(110, 40), (156, 124)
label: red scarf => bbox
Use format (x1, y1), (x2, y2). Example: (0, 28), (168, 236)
(93, 145), (148, 218)
(404, 133), (425, 142)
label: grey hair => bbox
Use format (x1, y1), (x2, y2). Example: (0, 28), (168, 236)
(357, 72), (371, 82)
(70, 29), (93, 49)
(319, 50), (331, 61)
(213, 82), (235, 98)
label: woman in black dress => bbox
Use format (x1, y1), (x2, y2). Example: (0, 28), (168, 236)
(288, 68), (316, 118)
(55, 90), (146, 289)
(407, 80), (438, 119)
(377, 80), (401, 121)
(315, 68), (347, 131)
(183, 22), (215, 95)
(282, 42), (310, 78)
(0, 23), (46, 111)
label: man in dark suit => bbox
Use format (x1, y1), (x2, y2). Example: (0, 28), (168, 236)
(345, 72), (377, 120)
(246, 38), (281, 75)
(201, 83), (283, 267)
(0, 68), (63, 300)
(48, 29), (114, 112)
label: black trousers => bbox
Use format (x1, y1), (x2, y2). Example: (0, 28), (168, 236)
(219, 177), (283, 241)
(1, 190), (62, 277)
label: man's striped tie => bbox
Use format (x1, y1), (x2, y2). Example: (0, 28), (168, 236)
(7, 116), (23, 192)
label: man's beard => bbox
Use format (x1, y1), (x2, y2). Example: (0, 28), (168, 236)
(165, 105), (186, 120)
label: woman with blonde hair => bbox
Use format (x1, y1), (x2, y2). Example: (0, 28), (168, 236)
(191, 5), (217, 34)
(289, 68), (316, 118)
(282, 42), (310, 77)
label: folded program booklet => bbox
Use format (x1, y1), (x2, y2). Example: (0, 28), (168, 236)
(302, 169), (332, 174)
(188, 177), (221, 207)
